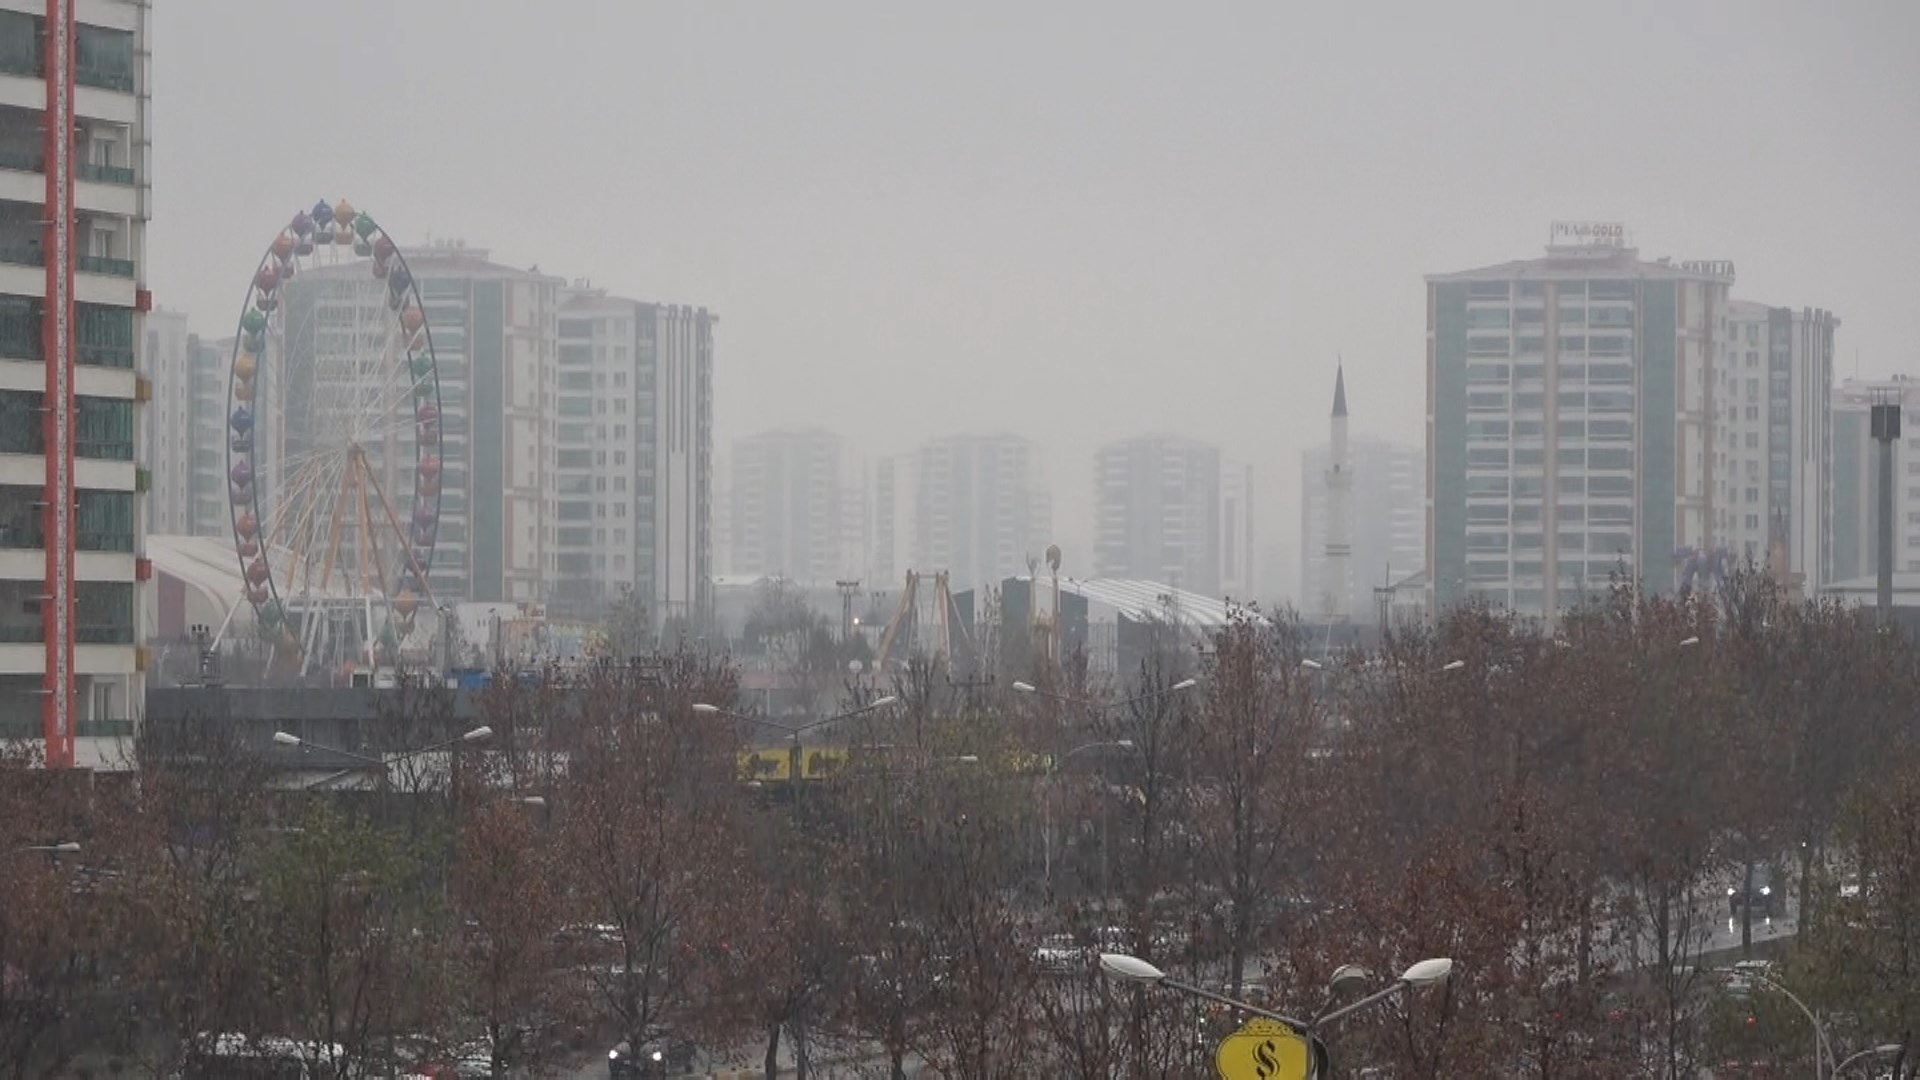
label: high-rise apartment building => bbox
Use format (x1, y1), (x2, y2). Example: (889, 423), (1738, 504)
(728, 427), (861, 584)
(1832, 378), (1920, 583)
(1424, 224), (1831, 618)
(1713, 302), (1836, 587)
(1301, 436), (1424, 621)
(185, 334), (229, 537)
(1093, 434), (1222, 596)
(552, 286), (716, 628)
(1219, 461), (1256, 601)
(911, 433), (1050, 593)
(144, 309), (189, 535)
(872, 453), (903, 588)
(0, 0), (149, 766)
(401, 243), (560, 604)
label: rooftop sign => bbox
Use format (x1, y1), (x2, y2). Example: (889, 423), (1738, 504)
(1678, 259), (1736, 283)
(1549, 221), (1627, 249)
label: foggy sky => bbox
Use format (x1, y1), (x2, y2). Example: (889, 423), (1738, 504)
(148, 1), (1920, 602)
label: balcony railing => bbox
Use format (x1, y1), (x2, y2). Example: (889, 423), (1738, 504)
(76, 439), (133, 461)
(0, 314), (38, 361)
(76, 625), (133, 645)
(0, 624), (43, 643)
(77, 255), (135, 278)
(77, 163), (136, 185)
(0, 29), (39, 80)
(0, 148), (42, 173)
(77, 343), (133, 369)
(78, 530), (134, 553)
(0, 247), (43, 269)
(77, 718), (134, 738)
(75, 65), (133, 93)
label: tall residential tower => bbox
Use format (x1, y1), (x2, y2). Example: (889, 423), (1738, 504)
(1424, 224), (1832, 619)
(0, 0), (150, 766)
(1092, 434), (1222, 596)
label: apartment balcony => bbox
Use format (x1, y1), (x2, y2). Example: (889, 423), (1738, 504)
(0, 11), (139, 124)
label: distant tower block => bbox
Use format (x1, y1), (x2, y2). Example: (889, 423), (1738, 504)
(1323, 363), (1354, 622)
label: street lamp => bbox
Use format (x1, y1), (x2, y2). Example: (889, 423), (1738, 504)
(271, 726), (493, 784)
(6, 841), (80, 857)
(693, 697), (899, 795)
(1438, 659), (1467, 672)
(1835, 1044), (1902, 1076)
(1710, 966), (1834, 1078)
(1013, 678), (1198, 709)
(1100, 952), (1453, 1070)
(1043, 739), (1135, 890)
(1301, 659), (1324, 671)
(1678, 636), (1701, 648)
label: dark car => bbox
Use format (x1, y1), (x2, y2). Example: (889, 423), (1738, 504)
(608, 1036), (696, 1078)
(1727, 864), (1784, 918)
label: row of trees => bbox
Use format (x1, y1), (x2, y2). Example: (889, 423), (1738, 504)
(6, 575), (1920, 1077)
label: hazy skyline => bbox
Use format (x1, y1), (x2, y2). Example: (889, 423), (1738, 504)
(148, 1), (1920, 599)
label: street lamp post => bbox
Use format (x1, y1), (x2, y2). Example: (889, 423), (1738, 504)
(1044, 739), (1134, 891)
(1711, 967), (1834, 1079)
(1835, 1044), (1902, 1076)
(271, 726), (493, 789)
(692, 696), (899, 802)
(1012, 678), (1199, 713)
(1100, 952), (1453, 1076)
(1013, 678), (1197, 902)
(6, 841), (80, 858)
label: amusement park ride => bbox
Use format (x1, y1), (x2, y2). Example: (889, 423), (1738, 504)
(217, 200), (444, 681)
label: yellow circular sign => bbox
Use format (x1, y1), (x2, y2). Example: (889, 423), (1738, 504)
(1214, 1018), (1313, 1080)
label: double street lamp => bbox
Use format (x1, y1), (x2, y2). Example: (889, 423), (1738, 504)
(692, 697), (899, 794)
(1012, 678), (1198, 708)
(271, 726), (494, 789)
(1043, 739), (1133, 889)
(1013, 677), (1197, 896)
(1100, 952), (1454, 1075)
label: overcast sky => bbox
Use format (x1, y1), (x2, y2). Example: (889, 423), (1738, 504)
(149, 1), (1920, 602)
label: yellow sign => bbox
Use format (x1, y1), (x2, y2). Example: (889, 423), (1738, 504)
(801, 747), (849, 780)
(738, 749), (791, 782)
(1214, 1018), (1312, 1080)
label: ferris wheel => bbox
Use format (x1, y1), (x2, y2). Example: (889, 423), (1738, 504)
(226, 200), (443, 677)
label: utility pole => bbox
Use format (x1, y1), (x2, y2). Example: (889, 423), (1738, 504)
(1872, 391), (1901, 623)
(835, 579), (861, 645)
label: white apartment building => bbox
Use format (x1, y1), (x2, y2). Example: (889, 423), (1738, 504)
(0, 0), (150, 765)
(910, 433), (1050, 593)
(1714, 301), (1837, 587)
(143, 308), (189, 535)
(1219, 461), (1256, 601)
(552, 286), (716, 629)
(727, 427), (864, 584)
(1301, 437), (1424, 621)
(1425, 224), (1832, 619)
(185, 333), (228, 537)
(1093, 434), (1223, 597)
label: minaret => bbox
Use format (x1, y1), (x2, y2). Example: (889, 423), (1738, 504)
(1323, 363), (1353, 622)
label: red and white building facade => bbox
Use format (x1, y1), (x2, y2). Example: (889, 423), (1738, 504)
(0, 0), (149, 767)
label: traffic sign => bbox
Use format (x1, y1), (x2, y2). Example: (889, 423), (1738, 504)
(1214, 1018), (1314, 1080)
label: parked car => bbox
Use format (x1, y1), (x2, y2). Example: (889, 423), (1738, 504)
(1728, 864), (1784, 918)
